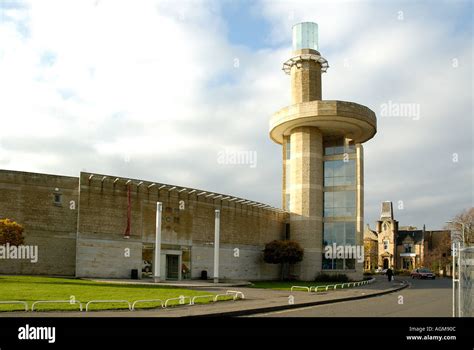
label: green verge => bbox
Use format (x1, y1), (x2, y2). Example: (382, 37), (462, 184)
(0, 275), (233, 312)
(250, 281), (349, 291)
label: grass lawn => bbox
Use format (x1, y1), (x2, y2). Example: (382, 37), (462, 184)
(250, 280), (349, 291)
(0, 275), (233, 312)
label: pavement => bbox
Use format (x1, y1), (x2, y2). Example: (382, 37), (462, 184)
(82, 278), (252, 288)
(251, 277), (452, 317)
(0, 276), (408, 317)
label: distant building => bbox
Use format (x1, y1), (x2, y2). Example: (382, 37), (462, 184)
(363, 225), (378, 272)
(364, 201), (451, 274)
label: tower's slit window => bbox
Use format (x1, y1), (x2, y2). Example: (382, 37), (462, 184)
(53, 193), (62, 205)
(285, 138), (291, 159)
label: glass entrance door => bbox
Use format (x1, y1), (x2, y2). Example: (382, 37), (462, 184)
(166, 255), (179, 280)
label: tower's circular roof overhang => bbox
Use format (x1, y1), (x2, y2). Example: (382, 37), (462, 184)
(269, 100), (377, 144)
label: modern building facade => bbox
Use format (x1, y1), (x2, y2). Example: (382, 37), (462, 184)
(0, 22), (377, 281)
(0, 170), (286, 280)
(269, 22), (377, 280)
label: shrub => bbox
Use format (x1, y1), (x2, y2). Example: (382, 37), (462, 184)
(0, 218), (25, 246)
(263, 240), (304, 264)
(263, 240), (304, 280)
(314, 273), (350, 283)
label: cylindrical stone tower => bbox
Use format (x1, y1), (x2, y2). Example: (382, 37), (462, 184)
(270, 22), (377, 280)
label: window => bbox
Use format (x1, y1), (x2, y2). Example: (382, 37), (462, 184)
(285, 138), (291, 160)
(324, 160), (355, 187)
(322, 222), (356, 270)
(403, 259), (412, 270)
(53, 193), (62, 205)
(285, 137), (291, 209)
(383, 240), (389, 251)
(345, 259), (355, 269)
(324, 191), (356, 217)
(324, 143), (355, 156)
(404, 244), (412, 253)
(285, 162), (291, 191)
(323, 222), (356, 246)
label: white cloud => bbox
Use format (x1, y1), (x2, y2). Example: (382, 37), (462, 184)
(0, 0), (471, 230)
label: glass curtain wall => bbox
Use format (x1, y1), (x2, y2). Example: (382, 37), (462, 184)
(322, 139), (357, 270)
(285, 137), (291, 210)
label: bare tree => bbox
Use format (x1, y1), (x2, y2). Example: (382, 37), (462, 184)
(445, 207), (473, 245)
(423, 231), (451, 274)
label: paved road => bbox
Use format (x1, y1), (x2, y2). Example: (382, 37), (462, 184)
(253, 277), (452, 317)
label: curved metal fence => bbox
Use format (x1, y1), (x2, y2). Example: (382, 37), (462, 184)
(459, 246), (473, 317)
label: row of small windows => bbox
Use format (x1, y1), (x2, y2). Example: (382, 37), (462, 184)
(286, 139), (355, 158)
(324, 142), (355, 156)
(322, 257), (356, 270)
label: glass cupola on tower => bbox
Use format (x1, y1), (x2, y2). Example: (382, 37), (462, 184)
(292, 22), (319, 51)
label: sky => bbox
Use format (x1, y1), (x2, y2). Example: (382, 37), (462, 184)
(0, 0), (472, 230)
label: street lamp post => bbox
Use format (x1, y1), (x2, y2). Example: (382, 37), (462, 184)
(447, 220), (464, 317)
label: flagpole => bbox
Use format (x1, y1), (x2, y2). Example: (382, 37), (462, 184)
(154, 202), (162, 282)
(214, 209), (220, 283)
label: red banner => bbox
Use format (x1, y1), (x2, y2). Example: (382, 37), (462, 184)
(124, 184), (131, 238)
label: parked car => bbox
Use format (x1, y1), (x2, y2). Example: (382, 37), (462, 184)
(410, 268), (436, 279)
(375, 268), (387, 275)
(142, 260), (152, 273)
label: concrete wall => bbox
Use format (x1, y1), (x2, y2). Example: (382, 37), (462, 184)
(75, 235), (142, 278)
(0, 170), (78, 276)
(77, 172), (287, 280)
(192, 244), (280, 281)
(0, 169), (286, 280)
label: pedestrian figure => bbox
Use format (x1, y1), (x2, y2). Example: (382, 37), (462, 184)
(386, 267), (394, 282)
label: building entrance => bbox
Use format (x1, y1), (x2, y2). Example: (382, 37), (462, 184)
(166, 254), (179, 280)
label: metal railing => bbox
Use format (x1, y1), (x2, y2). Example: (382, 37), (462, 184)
(32, 300), (83, 312)
(290, 286), (311, 292)
(0, 289), (247, 313)
(131, 299), (164, 311)
(85, 300), (131, 312)
(0, 301), (28, 311)
(295, 278), (374, 294)
(189, 295), (215, 305)
(226, 290), (245, 300)
(164, 296), (191, 308)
